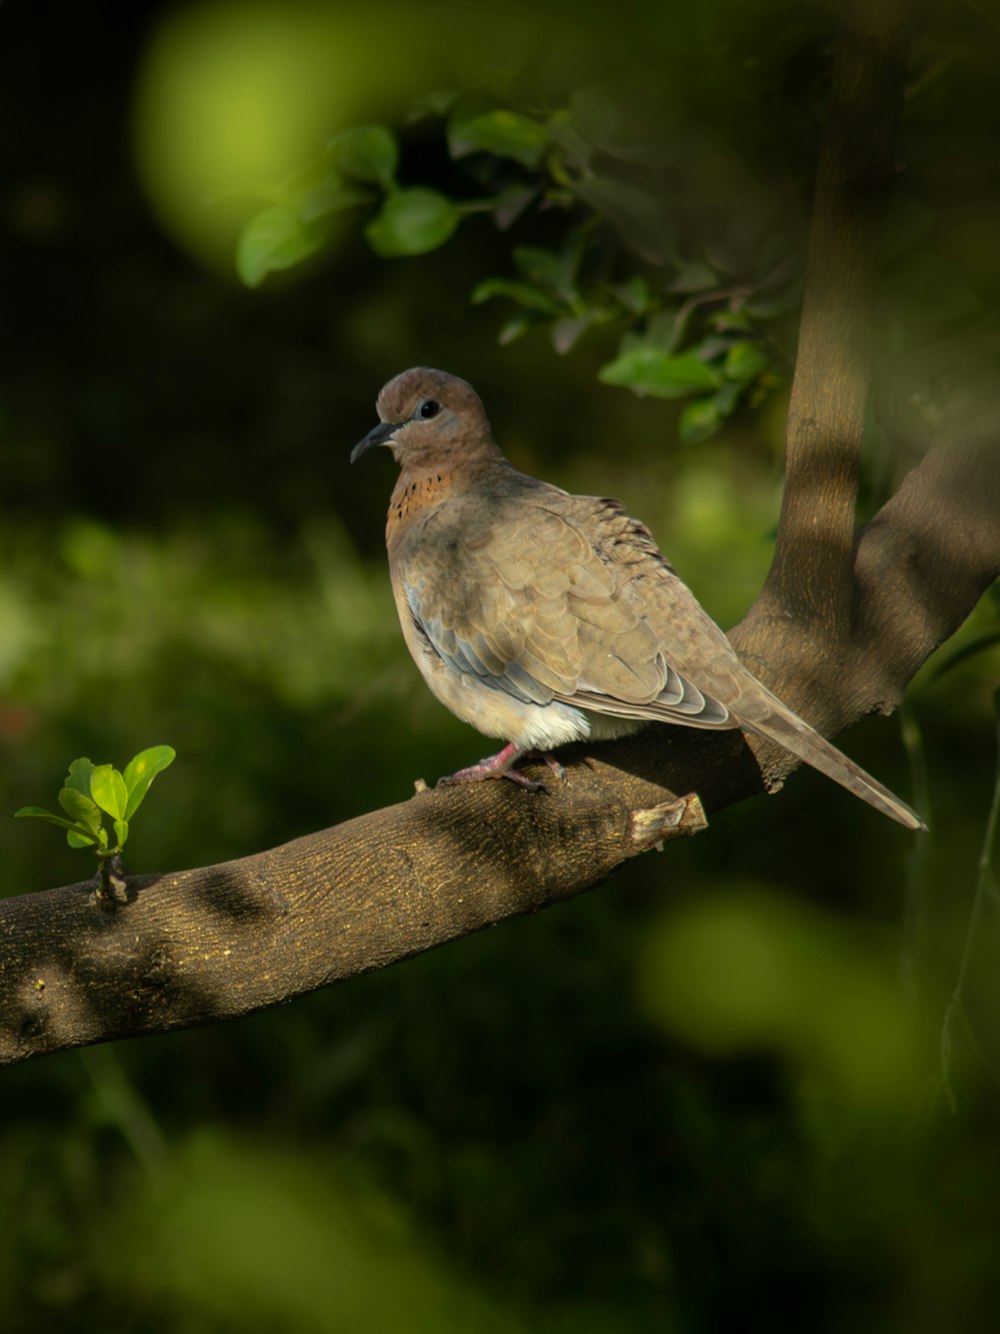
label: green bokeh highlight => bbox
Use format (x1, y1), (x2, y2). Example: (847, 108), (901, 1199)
(639, 882), (918, 1121)
(132, 2), (425, 272)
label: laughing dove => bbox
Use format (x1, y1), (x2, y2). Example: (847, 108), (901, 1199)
(352, 367), (923, 830)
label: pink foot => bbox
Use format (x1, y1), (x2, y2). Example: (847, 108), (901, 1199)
(437, 742), (552, 791)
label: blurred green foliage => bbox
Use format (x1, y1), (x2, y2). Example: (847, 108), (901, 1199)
(227, 80), (793, 439)
(639, 881), (920, 1120)
(2, 0), (1000, 1331)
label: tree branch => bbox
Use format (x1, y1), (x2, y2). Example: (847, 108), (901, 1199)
(766, 0), (911, 630)
(2, 430), (998, 1067)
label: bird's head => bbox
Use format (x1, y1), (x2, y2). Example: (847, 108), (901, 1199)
(351, 367), (500, 471)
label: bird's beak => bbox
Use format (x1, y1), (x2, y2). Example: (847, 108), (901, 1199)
(350, 420), (400, 463)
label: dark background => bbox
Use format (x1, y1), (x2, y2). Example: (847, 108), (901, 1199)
(2, 2), (999, 1330)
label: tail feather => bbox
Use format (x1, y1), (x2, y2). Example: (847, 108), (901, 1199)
(742, 697), (926, 832)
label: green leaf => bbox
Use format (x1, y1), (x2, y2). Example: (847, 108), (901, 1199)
(512, 246), (569, 297)
(551, 315), (596, 355)
(236, 207), (328, 288)
(328, 126), (398, 187)
(123, 745), (177, 820)
(517, 246), (565, 288)
(68, 829), (99, 850)
(679, 395), (724, 445)
(715, 381), (745, 414)
(631, 308), (684, 356)
(610, 275), (653, 315)
(448, 105), (548, 168)
(599, 347), (722, 399)
(497, 312), (539, 346)
(364, 189), (460, 257)
(724, 339), (770, 383)
(16, 806), (80, 830)
(65, 757), (96, 798)
(712, 308), (753, 333)
(114, 819), (129, 848)
(680, 381), (746, 442)
(58, 786), (103, 836)
(296, 173), (373, 225)
(91, 766), (128, 821)
(15, 806), (101, 846)
(491, 183), (537, 231)
(471, 278), (563, 315)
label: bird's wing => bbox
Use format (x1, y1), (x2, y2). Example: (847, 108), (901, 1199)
(397, 488), (736, 728)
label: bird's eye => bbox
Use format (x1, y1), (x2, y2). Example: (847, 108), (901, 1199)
(418, 399), (441, 420)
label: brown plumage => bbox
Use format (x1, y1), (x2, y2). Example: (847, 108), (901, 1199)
(352, 367), (924, 829)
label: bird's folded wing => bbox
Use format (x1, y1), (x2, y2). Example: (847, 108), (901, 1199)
(400, 494), (733, 728)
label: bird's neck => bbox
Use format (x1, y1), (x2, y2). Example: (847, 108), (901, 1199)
(386, 468), (457, 537)
(386, 448), (507, 542)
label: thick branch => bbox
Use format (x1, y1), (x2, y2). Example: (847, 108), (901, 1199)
(2, 434), (998, 1066)
(767, 0), (910, 629)
(1, 788), (709, 1068)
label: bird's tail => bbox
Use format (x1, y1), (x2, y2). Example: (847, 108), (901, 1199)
(743, 693), (926, 831)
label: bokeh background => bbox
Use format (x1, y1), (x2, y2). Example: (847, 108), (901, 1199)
(2, 1), (1000, 1330)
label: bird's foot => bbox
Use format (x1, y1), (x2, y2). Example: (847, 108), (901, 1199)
(438, 761), (544, 790)
(436, 742), (560, 792)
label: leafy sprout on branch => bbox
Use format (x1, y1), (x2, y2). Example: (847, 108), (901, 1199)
(15, 746), (176, 904)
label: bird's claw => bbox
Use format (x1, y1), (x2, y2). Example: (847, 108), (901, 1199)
(436, 762), (546, 791)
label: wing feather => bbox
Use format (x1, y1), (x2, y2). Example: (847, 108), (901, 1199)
(397, 483), (738, 730)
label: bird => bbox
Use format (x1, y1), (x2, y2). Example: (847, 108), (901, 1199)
(351, 367), (924, 830)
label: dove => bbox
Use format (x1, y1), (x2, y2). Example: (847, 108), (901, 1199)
(351, 367), (924, 830)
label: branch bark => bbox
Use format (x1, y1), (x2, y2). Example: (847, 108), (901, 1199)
(766, 0), (911, 631)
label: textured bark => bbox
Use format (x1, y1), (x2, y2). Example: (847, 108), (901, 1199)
(0, 788), (708, 1066)
(766, 0), (911, 631)
(4, 0), (998, 1067)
